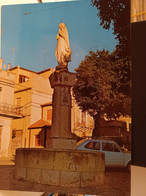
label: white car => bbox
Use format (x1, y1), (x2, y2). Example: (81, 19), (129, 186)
(77, 139), (131, 170)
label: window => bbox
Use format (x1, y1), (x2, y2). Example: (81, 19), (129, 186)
(102, 142), (120, 152)
(12, 130), (16, 139)
(102, 142), (112, 151)
(85, 142), (100, 150)
(112, 144), (120, 152)
(47, 109), (52, 121)
(19, 75), (29, 83)
(35, 134), (40, 146)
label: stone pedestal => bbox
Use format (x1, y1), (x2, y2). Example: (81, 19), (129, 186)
(46, 138), (76, 149)
(15, 148), (105, 189)
(47, 70), (76, 149)
(15, 69), (106, 190)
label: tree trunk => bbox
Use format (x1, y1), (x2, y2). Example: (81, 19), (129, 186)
(92, 113), (102, 138)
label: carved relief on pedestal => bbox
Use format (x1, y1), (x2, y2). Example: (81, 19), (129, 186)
(61, 86), (70, 105)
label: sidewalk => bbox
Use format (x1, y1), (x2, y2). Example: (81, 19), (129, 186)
(0, 163), (130, 196)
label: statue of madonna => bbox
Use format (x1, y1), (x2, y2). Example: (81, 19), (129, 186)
(55, 23), (71, 70)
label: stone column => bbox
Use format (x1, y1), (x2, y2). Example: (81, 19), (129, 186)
(46, 70), (76, 149)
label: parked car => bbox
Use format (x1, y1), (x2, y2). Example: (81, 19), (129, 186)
(98, 136), (131, 151)
(98, 136), (124, 147)
(77, 139), (131, 170)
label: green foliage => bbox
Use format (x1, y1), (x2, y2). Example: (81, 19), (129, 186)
(91, 0), (130, 58)
(73, 49), (131, 120)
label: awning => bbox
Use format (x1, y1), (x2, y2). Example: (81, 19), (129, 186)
(28, 119), (51, 129)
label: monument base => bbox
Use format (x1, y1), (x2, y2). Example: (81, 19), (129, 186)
(46, 138), (76, 149)
(15, 148), (105, 189)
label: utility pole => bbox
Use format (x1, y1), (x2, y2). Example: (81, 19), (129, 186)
(12, 47), (15, 67)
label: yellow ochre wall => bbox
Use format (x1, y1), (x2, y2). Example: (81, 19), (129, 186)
(10, 66), (53, 148)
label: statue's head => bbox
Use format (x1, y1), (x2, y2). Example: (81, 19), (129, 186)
(59, 23), (66, 31)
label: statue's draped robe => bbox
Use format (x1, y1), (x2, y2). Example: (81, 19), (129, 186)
(55, 23), (71, 65)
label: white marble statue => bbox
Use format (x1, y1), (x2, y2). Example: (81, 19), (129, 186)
(55, 23), (71, 69)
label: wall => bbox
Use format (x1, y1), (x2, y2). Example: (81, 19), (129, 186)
(0, 70), (15, 104)
(29, 127), (51, 148)
(0, 70), (15, 157)
(10, 67), (53, 149)
(30, 73), (53, 125)
(131, 166), (146, 196)
(15, 148), (105, 188)
(0, 117), (11, 157)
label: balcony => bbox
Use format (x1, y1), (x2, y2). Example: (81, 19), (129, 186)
(0, 102), (23, 118)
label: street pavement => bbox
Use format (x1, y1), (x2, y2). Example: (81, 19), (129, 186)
(0, 159), (130, 196)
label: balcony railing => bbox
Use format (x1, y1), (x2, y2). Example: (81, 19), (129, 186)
(0, 102), (23, 117)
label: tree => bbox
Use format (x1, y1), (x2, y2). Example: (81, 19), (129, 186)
(91, 0), (130, 58)
(73, 49), (131, 137)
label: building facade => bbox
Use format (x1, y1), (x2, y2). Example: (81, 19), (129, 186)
(9, 66), (54, 153)
(0, 63), (131, 156)
(0, 61), (23, 158)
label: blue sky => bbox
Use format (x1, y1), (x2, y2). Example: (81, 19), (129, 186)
(1, 0), (116, 72)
